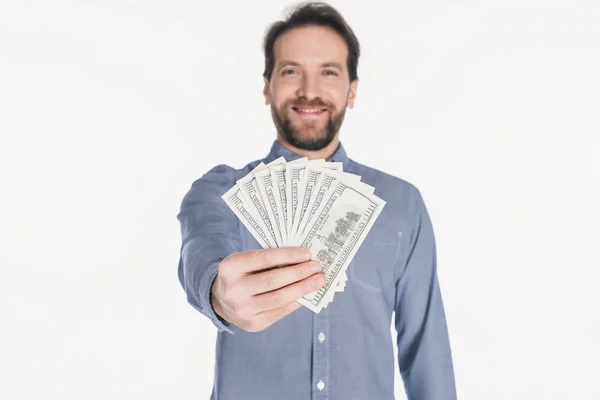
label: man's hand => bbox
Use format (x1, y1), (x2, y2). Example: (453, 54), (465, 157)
(210, 247), (325, 332)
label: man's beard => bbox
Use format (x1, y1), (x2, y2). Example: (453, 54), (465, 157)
(270, 99), (347, 151)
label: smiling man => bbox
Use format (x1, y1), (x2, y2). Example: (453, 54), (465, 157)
(177, 2), (457, 399)
(265, 22), (356, 158)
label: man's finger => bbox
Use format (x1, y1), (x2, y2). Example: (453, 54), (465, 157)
(242, 260), (322, 295)
(252, 273), (326, 313)
(255, 299), (303, 328)
(226, 247), (312, 275)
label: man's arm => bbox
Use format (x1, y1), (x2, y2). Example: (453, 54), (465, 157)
(394, 188), (457, 399)
(177, 165), (240, 333)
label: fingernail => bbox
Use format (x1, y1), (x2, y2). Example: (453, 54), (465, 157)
(315, 273), (326, 286)
(311, 261), (321, 273)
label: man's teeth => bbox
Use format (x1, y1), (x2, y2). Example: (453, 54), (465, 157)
(296, 108), (323, 113)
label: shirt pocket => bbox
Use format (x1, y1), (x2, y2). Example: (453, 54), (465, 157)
(348, 224), (401, 293)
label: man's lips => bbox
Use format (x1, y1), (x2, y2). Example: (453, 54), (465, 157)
(292, 106), (328, 117)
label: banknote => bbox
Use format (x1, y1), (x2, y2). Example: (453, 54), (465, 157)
(289, 168), (365, 293)
(290, 162), (343, 244)
(284, 160), (325, 244)
(235, 157), (286, 247)
(254, 167), (285, 246)
(266, 164), (288, 245)
(221, 156), (385, 312)
(283, 161), (347, 291)
(272, 157), (308, 246)
(291, 169), (359, 245)
(221, 163), (276, 249)
(295, 177), (386, 312)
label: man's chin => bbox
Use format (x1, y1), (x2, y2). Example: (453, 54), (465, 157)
(285, 132), (335, 151)
(275, 113), (338, 151)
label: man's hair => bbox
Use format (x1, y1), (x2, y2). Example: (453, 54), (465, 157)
(262, 2), (360, 83)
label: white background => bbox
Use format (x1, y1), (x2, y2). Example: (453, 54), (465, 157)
(1, 0), (599, 399)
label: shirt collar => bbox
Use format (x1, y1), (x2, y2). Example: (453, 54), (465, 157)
(264, 140), (350, 168)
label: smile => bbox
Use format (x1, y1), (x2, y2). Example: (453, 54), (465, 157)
(292, 107), (327, 117)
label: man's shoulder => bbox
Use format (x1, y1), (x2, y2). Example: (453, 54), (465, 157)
(348, 158), (419, 197)
(181, 159), (264, 208)
(192, 158), (264, 187)
(347, 158), (426, 229)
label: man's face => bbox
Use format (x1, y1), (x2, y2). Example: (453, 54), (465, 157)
(263, 25), (358, 151)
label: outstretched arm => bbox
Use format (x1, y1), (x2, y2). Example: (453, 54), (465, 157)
(177, 165), (240, 333)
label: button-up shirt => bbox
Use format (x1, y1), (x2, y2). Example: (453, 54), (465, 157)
(177, 140), (457, 400)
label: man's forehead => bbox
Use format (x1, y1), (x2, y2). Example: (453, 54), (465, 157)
(275, 59), (344, 71)
(273, 25), (348, 66)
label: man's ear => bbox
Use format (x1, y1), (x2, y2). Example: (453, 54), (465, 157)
(263, 78), (271, 106)
(347, 78), (359, 109)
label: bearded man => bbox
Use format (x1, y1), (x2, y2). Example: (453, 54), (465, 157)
(177, 3), (457, 399)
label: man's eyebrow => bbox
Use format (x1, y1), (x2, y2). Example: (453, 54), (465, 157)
(321, 62), (344, 70)
(276, 60), (301, 69)
(276, 60), (344, 70)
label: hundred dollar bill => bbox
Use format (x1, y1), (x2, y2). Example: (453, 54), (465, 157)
(267, 164), (288, 245)
(295, 178), (386, 313)
(284, 160), (325, 243)
(290, 157), (309, 163)
(289, 163), (351, 293)
(221, 163), (276, 249)
(291, 169), (357, 246)
(325, 177), (375, 295)
(358, 181), (375, 194)
(290, 164), (321, 243)
(236, 157), (286, 247)
(290, 162), (343, 243)
(290, 169), (363, 292)
(296, 169), (368, 292)
(254, 167), (284, 247)
(319, 177), (378, 300)
(271, 157), (308, 246)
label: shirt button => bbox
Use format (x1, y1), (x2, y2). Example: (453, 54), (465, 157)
(318, 332), (325, 343)
(317, 380), (325, 391)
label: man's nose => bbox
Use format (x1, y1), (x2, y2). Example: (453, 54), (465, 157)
(296, 74), (319, 100)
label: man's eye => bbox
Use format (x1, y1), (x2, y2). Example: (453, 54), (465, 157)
(325, 70), (338, 76)
(282, 69), (295, 75)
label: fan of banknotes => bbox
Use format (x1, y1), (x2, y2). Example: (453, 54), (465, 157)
(221, 156), (386, 313)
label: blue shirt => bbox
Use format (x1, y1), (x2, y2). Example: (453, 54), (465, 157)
(177, 141), (457, 400)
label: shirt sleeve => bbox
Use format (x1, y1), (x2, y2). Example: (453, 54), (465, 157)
(394, 187), (457, 399)
(177, 165), (241, 334)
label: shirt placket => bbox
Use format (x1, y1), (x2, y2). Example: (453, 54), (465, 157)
(312, 305), (330, 400)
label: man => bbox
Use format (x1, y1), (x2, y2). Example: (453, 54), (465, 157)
(177, 2), (456, 399)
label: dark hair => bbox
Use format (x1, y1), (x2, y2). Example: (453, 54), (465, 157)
(262, 2), (360, 83)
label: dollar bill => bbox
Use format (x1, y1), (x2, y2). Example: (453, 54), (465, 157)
(290, 169), (363, 293)
(290, 162), (343, 244)
(267, 164), (288, 245)
(284, 160), (325, 243)
(291, 169), (359, 246)
(221, 163), (276, 249)
(254, 167), (284, 247)
(277, 157), (308, 245)
(221, 156), (385, 313)
(295, 178), (386, 313)
(236, 157), (286, 247)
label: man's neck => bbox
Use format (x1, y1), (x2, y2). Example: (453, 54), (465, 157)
(276, 136), (340, 161)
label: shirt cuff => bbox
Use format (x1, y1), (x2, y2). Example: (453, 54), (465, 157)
(200, 261), (234, 334)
